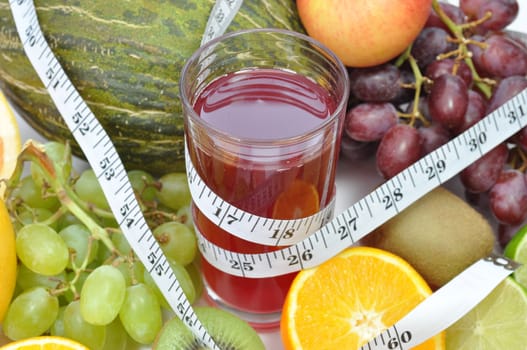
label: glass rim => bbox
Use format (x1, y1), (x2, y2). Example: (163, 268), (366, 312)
(179, 27), (350, 146)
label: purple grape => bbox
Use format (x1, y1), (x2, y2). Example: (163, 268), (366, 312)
(487, 75), (527, 114)
(349, 64), (401, 102)
(498, 218), (527, 249)
(515, 127), (527, 152)
(411, 27), (457, 70)
(460, 143), (509, 193)
(453, 90), (487, 135)
(345, 102), (398, 142)
(405, 96), (431, 122)
(428, 74), (469, 130)
(391, 68), (416, 105)
(467, 35), (487, 75)
(477, 0), (519, 32)
(418, 122), (451, 156)
(339, 134), (377, 161)
(376, 124), (422, 179)
(508, 31), (527, 51)
(480, 34), (527, 78)
(460, 0), (485, 18)
(426, 2), (466, 32)
(425, 58), (473, 88)
(489, 169), (527, 225)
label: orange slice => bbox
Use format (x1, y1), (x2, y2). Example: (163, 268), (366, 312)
(281, 246), (445, 350)
(272, 180), (320, 219)
(0, 90), (21, 196)
(0, 336), (89, 350)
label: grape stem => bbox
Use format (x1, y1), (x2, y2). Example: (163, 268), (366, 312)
(66, 187), (116, 221)
(28, 205), (69, 227)
(6, 142), (116, 254)
(394, 46), (430, 127)
(431, 0), (494, 99)
(510, 146), (527, 172)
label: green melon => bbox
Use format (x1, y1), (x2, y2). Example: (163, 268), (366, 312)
(0, 0), (305, 175)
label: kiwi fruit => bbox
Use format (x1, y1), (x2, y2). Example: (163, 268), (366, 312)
(361, 186), (495, 289)
(153, 306), (265, 350)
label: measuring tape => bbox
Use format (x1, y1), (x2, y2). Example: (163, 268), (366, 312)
(7, 0), (248, 348)
(9, 0), (525, 349)
(361, 254), (518, 349)
(189, 88), (527, 277)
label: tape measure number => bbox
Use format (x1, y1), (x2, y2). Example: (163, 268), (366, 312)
(9, 0), (526, 348)
(362, 254), (519, 349)
(187, 88), (527, 278)
(7, 0), (243, 348)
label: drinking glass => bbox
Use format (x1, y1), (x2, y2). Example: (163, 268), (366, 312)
(180, 28), (349, 328)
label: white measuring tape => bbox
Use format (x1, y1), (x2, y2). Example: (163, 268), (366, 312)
(8, 0), (524, 348)
(189, 88), (527, 277)
(7, 0), (245, 349)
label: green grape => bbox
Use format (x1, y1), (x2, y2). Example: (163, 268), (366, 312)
(64, 300), (106, 350)
(13, 176), (60, 210)
(3, 287), (59, 340)
(56, 211), (83, 231)
(153, 221), (197, 266)
(155, 172), (192, 211)
(11, 283), (22, 301)
(100, 215), (119, 228)
(16, 263), (66, 291)
(143, 258), (196, 309)
(31, 141), (72, 185)
(185, 259), (204, 300)
(131, 260), (146, 284)
(115, 262), (132, 286)
(176, 204), (194, 229)
(50, 306), (67, 336)
(119, 283), (163, 344)
(74, 169), (110, 210)
(115, 258), (145, 286)
(111, 232), (132, 255)
(102, 318), (128, 350)
(59, 224), (99, 268)
(63, 270), (90, 303)
(80, 265), (126, 326)
(16, 223), (69, 276)
(17, 207), (59, 231)
(168, 259), (197, 304)
(128, 169), (157, 202)
(142, 270), (170, 310)
(96, 242), (113, 264)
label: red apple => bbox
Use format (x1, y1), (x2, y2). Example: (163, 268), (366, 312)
(297, 0), (433, 67)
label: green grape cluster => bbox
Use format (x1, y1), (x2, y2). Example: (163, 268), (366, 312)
(2, 140), (202, 349)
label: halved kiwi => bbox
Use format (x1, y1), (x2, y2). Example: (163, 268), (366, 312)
(153, 306), (265, 350)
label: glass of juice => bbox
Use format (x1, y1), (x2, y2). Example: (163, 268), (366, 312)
(180, 28), (349, 329)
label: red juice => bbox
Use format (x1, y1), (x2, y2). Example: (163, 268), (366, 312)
(186, 68), (342, 321)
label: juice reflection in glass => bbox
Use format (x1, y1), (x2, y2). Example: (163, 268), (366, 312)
(180, 28), (349, 328)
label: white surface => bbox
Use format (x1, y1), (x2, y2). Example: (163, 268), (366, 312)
(10, 3), (527, 349)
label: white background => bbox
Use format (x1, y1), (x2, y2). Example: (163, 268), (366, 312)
(11, 1), (527, 349)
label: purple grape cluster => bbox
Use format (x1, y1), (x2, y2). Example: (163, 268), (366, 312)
(340, 0), (527, 246)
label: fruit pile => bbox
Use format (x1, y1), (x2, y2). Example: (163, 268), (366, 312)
(1, 141), (202, 349)
(332, 0), (527, 246)
(0, 138), (267, 349)
(2, 1), (527, 350)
